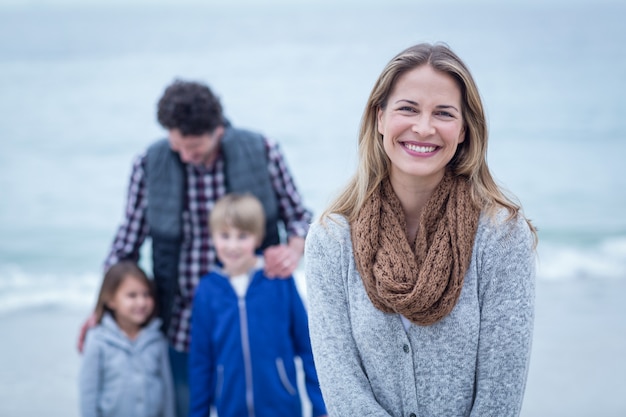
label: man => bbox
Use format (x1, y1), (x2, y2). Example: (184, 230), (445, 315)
(79, 79), (312, 417)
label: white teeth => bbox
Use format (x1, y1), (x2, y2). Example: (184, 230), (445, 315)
(404, 143), (436, 153)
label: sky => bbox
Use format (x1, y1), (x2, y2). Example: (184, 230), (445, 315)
(0, 0), (620, 9)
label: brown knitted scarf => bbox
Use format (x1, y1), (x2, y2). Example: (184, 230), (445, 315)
(352, 173), (481, 325)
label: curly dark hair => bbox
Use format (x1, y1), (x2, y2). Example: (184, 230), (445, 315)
(157, 79), (224, 136)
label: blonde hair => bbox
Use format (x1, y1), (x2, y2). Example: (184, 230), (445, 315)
(324, 42), (536, 241)
(210, 193), (266, 244)
(95, 261), (156, 325)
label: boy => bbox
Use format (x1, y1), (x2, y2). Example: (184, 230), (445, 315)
(189, 193), (327, 417)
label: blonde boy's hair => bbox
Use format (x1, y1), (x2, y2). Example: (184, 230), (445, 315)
(210, 193), (266, 244)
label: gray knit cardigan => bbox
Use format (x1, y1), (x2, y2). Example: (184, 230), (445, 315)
(304, 210), (535, 417)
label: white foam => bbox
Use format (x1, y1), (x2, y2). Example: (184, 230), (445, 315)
(1, 237), (625, 315)
(537, 237), (626, 281)
(0, 265), (99, 316)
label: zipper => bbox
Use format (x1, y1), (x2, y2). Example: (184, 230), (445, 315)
(215, 364), (224, 401)
(238, 297), (255, 417)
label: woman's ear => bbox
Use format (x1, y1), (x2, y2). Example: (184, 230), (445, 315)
(377, 107), (385, 135)
(458, 124), (467, 144)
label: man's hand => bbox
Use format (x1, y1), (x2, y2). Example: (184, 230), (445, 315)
(263, 236), (305, 278)
(76, 313), (98, 353)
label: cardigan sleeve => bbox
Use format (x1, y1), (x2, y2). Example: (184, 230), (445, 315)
(305, 217), (393, 416)
(470, 213), (536, 417)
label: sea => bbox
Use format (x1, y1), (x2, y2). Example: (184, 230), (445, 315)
(0, 0), (625, 415)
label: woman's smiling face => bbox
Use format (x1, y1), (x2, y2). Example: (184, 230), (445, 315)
(377, 64), (465, 187)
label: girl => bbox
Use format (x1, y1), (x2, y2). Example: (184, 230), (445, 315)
(79, 261), (174, 417)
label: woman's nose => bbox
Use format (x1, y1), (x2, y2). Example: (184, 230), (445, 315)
(412, 115), (435, 136)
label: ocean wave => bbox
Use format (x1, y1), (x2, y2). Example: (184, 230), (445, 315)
(1, 237), (625, 315)
(0, 265), (99, 316)
(537, 236), (626, 281)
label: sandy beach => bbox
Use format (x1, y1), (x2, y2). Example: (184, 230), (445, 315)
(523, 278), (626, 417)
(0, 306), (88, 417)
(1, 278), (625, 417)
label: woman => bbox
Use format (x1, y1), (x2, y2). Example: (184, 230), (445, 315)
(305, 43), (538, 417)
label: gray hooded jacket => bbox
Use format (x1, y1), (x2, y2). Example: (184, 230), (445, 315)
(79, 314), (175, 417)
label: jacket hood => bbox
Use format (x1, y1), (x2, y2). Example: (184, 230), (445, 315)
(91, 313), (164, 353)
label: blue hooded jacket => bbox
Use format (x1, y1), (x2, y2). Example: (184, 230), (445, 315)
(189, 266), (326, 417)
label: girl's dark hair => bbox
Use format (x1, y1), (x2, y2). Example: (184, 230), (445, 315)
(94, 261), (157, 326)
(157, 79), (224, 136)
